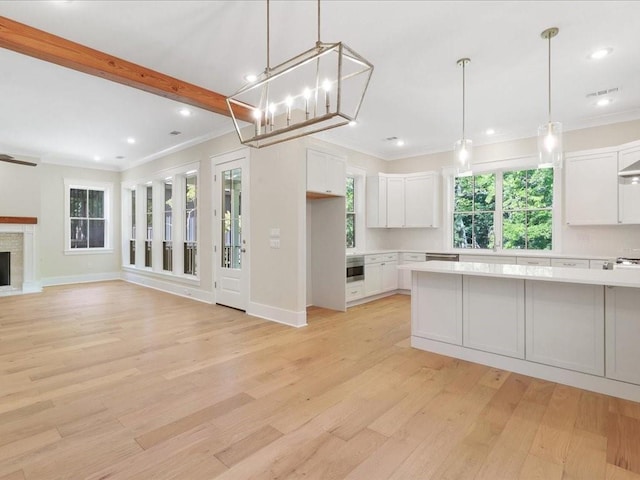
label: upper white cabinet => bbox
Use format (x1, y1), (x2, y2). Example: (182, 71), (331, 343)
(618, 143), (640, 224)
(306, 149), (346, 197)
(565, 148), (618, 225)
(405, 174), (440, 227)
(366, 172), (440, 228)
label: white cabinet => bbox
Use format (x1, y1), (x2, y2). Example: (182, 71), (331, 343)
(618, 143), (640, 224)
(605, 286), (640, 385)
(516, 257), (551, 266)
(565, 149), (618, 225)
(364, 262), (382, 297)
(366, 175), (387, 228)
(346, 281), (364, 302)
(399, 252), (426, 290)
(412, 272), (462, 345)
(386, 177), (405, 228)
(404, 173), (440, 227)
(366, 172), (440, 228)
(306, 149), (346, 197)
(463, 276), (525, 358)
(551, 258), (590, 269)
(525, 280), (604, 375)
(381, 254), (398, 292)
(364, 253), (397, 296)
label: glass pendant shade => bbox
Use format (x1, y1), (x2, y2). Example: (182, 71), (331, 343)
(454, 138), (473, 176)
(227, 42), (373, 148)
(537, 121), (563, 168)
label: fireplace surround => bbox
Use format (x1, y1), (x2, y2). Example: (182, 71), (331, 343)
(0, 217), (39, 295)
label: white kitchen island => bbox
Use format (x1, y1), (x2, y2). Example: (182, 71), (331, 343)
(398, 261), (640, 402)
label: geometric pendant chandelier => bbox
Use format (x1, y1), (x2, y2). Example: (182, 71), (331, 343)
(226, 0), (374, 148)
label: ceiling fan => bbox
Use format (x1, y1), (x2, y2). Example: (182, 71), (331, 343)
(0, 154), (37, 167)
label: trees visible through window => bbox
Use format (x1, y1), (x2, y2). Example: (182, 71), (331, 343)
(453, 174), (496, 249)
(453, 168), (554, 251)
(346, 176), (355, 248)
(163, 181), (173, 271)
(145, 185), (153, 267)
(69, 187), (106, 249)
(184, 174), (197, 275)
(129, 189), (135, 264)
(502, 168), (553, 250)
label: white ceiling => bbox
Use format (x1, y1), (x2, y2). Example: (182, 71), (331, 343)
(1, 0), (639, 170)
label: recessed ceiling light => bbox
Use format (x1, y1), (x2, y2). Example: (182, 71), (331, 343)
(485, 128), (496, 135)
(93, 155), (101, 161)
(126, 137), (136, 144)
(396, 139), (405, 147)
(116, 155), (125, 160)
(596, 97), (612, 107)
(589, 48), (613, 60)
(349, 120), (357, 127)
(179, 108), (192, 117)
(244, 73), (258, 83)
(169, 130), (182, 136)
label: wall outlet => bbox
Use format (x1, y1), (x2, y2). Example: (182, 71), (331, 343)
(270, 239), (280, 249)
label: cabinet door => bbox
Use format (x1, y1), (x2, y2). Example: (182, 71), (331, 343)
(565, 151), (618, 225)
(525, 280), (604, 375)
(364, 263), (382, 296)
(412, 272), (462, 345)
(382, 261), (398, 291)
(619, 145), (640, 224)
(325, 155), (346, 196)
(605, 286), (640, 385)
(366, 175), (387, 228)
(306, 149), (345, 196)
(404, 174), (439, 227)
(386, 177), (405, 227)
(463, 276), (525, 358)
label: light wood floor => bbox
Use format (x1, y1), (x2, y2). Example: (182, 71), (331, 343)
(1, 281), (640, 480)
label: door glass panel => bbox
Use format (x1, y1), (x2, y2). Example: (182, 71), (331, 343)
(222, 167), (242, 269)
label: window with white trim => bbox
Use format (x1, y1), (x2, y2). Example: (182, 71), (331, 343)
(65, 180), (112, 253)
(346, 175), (356, 248)
(453, 167), (554, 251)
(184, 173), (198, 275)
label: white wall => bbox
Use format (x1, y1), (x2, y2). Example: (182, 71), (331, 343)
(380, 119), (640, 256)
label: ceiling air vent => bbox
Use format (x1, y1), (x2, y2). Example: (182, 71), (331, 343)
(586, 87), (619, 98)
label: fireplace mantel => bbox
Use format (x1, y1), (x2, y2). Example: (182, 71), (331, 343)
(0, 216), (38, 224)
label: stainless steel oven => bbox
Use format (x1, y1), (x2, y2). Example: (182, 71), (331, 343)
(346, 255), (364, 282)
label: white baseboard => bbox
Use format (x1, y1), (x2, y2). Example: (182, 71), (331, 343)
(346, 290), (398, 308)
(122, 270), (213, 304)
(247, 301), (307, 328)
(411, 335), (640, 403)
(42, 272), (121, 287)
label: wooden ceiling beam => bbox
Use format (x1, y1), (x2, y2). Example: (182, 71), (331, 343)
(0, 15), (253, 122)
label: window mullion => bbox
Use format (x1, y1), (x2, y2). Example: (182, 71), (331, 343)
(495, 172), (503, 251)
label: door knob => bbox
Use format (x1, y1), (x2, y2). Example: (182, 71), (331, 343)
(241, 248), (246, 253)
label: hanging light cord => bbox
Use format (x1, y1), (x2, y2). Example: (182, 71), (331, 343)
(317, 0), (321, 44)
(266, 0), (270, 71)
(547, 32), (552, 123)
(462, 61), (466, 140)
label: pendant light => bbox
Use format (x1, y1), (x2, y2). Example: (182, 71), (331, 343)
(537, 27), (563, 168)
(226, 0), (374, 148)
(454, 58), (472, 176)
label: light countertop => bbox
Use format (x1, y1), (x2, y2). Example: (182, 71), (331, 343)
(398, 260), (640, 288)
(347, 249), (614, 261)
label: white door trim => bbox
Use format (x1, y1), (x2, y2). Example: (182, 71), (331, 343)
(212, 148), (250, 310)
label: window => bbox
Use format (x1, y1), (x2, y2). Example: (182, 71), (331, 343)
(145, 185), (153, 267)
(346, 175), (356, 248)
(452, 168), (554, 251)
(65, 180), (112, 253)
(453, 174), (496, 249)
(502, 169), (553, 250)
(184, 174), (197, 275)
(129, 189), (136, 264)
(163, 180), (173, 271)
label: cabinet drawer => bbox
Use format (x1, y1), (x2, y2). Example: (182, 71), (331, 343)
(402, 253), (426, 262)
(459, 255), (517, 265)
(365, 255), (382, 264)
(382, 253), (398, 262)
(346, 282), (364, 301)
(516, 257), (551, 266)
(551, 258), (590, 269)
